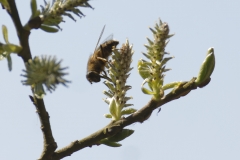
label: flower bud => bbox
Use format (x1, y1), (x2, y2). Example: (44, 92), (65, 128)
(195, 48), (215, 87)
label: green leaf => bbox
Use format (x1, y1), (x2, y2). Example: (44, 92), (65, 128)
(138, 59), (152, 67)
(42, 16), (63, 26)
(138, 60), (152, 79)
(138, 68), (151, 80)
(141, 87), (155, 95)
(108, 97), (118, 120)
(121, 108), (137, 115)
(3, 44), (22, 53)
(6, 53), (12, 71)
(107, 129), (134, 142)
(0, 0), (9, 9)
(2, 25), (9, 44)
(123, 104), (134, 107)
(40, 25), (59, 33)
(100, 138), (122, 147)
(104, 114), (112, 118)
(141, 78), (155, 95)
(162, 81), (181, 90)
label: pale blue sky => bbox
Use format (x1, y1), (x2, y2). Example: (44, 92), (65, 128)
(0, 0), (240, 160)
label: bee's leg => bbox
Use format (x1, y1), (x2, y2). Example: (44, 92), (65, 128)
(107, 60), (114, 68)
(100, 74), (112, 82)
(97, 57), (108, 62)
(100, 70), (112, 82)
(102, 70), (108, 76)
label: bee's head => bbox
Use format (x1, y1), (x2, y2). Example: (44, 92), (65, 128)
(86, 71), (101, 84)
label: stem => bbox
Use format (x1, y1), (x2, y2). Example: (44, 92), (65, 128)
(7, 1), (57, 159)
(7, 0), (32, 62)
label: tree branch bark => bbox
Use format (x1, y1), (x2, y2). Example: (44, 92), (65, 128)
(7, 1), (57, 159)
(29, 96), (58, 160)
(7, 0), (32, 62)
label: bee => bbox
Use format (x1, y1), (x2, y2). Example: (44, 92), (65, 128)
(86, 26), (119, 84)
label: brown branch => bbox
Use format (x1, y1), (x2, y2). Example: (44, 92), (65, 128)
(50, 78), (199, 160)
(7, 0), (32, 62)
(7, 1), (57, 159)
(6, 0), (22, 35)
(29, 96), (58, 160)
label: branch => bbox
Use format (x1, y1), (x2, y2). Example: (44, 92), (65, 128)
(7, 1), (57, 159)
(7, 0), (32, 62)
(29, 96), (58, 160)
(50, 78), (199, 160)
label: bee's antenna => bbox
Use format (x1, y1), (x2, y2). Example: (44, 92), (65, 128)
(94, 25), (106, 52)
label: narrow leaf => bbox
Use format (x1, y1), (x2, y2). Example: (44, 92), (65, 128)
(121, 108), (137, 115)
(40, 25), (59, 33)
(107, 129), (134, 142)
(162, 82), (181, 90)
(6, 53), (12, 71)
(2, 25), (9, 44)
(104, 114), (112, 118)
(3, 44), (22, 53)
(100, 139), (122, 147)
(124, 104), (134, 107)
(138, 69), (151, 80)
(109, 97), (118, 120)
(141, 87), (155, 95)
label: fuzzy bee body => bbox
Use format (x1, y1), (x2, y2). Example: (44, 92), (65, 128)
(86, 39), (119, 84)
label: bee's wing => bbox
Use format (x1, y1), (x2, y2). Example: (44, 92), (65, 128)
(94, 25), (114, 52)
(94, 34), (114, 53)
(100, 34), (113, 44)
(94, 25), (106, 52)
